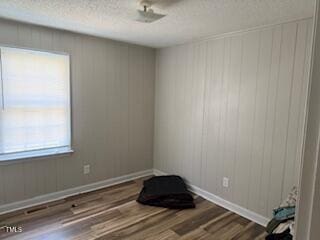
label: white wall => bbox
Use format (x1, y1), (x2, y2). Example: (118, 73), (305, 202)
(0, 19), (155, 206)
(154, 18), (313, 219)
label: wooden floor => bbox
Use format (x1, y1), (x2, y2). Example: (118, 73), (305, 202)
(0, 177), (267, 240)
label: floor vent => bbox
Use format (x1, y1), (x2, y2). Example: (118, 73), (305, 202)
(25, 205), (48, 214)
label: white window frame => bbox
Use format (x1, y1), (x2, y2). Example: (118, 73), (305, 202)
(0, 45), (73, 162)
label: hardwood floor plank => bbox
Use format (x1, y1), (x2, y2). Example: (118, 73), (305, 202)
(177, 228), (213, 240)
(231, 222), (266, 240)
(95, 208), (180, 240)
(205, 213), (242, 233)
(144, 230), (179, 240)
(172, 205), (227, 235)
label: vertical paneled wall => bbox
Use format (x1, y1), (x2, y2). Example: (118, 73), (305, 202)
(0, 19), (155, 205)
(154, 18), (313, 218)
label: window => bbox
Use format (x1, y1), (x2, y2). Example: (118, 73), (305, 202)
(0, 46), (72, 161)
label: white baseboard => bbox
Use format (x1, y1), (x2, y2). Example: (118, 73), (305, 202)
(0, 169), (153, 215)
(153, 169), (270, 227)
(1, 168), (270, 227)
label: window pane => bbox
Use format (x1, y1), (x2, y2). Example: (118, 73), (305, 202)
(0, 47), (70, 155)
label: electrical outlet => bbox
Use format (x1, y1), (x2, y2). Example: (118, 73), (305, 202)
(83, 165), (90, 175)
(223, 177), (229, 188)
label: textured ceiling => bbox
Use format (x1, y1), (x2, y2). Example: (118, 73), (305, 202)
(0, 0), (315, 48)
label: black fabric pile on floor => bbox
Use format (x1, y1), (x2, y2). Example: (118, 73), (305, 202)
(265, 229), (292, 240)
(137, 175), (195, 209)
(265, 186), (297, 240)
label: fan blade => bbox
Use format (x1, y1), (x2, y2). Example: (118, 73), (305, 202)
(136, 9), (166, 23)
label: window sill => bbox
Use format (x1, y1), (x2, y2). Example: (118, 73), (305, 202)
(0, 147), (74, 163)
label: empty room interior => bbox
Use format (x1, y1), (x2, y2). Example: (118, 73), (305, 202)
(0, 0), (320, 239)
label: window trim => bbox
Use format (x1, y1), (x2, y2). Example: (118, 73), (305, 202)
(0, 45), (73, 162)
(0, 146), (74, 162)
